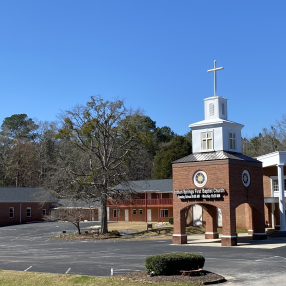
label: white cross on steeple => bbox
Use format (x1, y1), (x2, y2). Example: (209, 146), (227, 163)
(207, 60), (224, 97)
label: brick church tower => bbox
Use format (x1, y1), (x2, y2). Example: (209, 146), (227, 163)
(172, 62), (267, 246)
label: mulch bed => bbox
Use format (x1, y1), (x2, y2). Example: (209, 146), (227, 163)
(117, 270), (226, 285)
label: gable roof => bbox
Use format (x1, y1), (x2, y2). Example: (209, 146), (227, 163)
(113, 179), (173, 193)
(173, 151), (261, 164)
(0, 187), (58, 203)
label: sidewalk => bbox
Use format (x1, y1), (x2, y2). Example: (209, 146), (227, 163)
(184, 233), (286, 249)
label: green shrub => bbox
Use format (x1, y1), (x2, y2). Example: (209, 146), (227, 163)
(169, 217), (173, 224)
(145, 252), (205, 275)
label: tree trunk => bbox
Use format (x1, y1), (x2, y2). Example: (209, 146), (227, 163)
(76, 222), (81, 235)
(101, 198), (108, 234)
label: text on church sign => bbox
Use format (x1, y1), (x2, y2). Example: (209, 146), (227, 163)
(174, 188), (226, 200)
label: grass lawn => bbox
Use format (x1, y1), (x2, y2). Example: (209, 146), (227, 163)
(0, 270), (200, 286)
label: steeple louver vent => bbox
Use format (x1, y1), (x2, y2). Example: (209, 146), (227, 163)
(209, 103), (214, 116)
(222, 103), (225, 115)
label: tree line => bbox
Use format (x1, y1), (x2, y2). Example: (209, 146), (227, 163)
(0, 97), (192, 189)
(1, 96), (285, 233)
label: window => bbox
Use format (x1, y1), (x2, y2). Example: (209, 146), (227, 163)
(113, 209), (117, 218)
(160, 209), (169, 218)
(273, 179), (286, 192)
(117, 210), (120, 218)
(133, 209), (137, 215)
(229, 133), (236, 150)
(222, 103), (225, 115)
(202, 132), (213, 151)
(139, 209), (143, 215)
(9, 207), (14, 218)
(209, 103), (214, 116)
(27, 207), (31, 217)
(42, 209), (46, 216)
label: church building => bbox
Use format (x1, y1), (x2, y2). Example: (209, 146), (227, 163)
(172, 61), (267, 246)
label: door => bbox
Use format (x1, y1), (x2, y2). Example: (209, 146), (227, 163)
(217, 208), (222, 227)
(193, 204), (202, 226)
(147, 209), (152, 222)
(125, 209), (129, 222)
(91, 210), (94, 221)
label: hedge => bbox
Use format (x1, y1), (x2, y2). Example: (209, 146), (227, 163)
(145, 252), (205, 275)
(168, 217), (173, 224)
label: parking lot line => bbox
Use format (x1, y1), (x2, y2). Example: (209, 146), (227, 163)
(65, 268), (71, 274)
(24, 266), (32, 271)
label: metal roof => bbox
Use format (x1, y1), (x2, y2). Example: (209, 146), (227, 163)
(0, 187), (58, 203)
(173, 151), (261, 164)
(113, 179), (173, 193)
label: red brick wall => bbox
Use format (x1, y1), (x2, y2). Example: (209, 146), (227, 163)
(54, 208), (99, 221)
(172, 160), (265, 234)
(0, 202), (55, 226)
(108, 206), (173, 222)
(236, 204), (247, 229)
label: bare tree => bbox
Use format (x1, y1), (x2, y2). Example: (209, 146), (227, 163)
(47, 96), (141, 234)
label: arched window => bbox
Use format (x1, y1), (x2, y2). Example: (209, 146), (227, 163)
(209, 103), (214, 116)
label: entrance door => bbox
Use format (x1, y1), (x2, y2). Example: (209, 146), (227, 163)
(91, 210), (94, 221)
(125, 209), (129, 222)
(217, 208), (222, 227)
(193, 204), (202, 226)
(147, 209), (152, 222)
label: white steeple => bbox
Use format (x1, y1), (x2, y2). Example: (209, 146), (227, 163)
(189, 61), (244, 154)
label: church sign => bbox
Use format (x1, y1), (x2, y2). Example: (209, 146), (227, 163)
(174, 188), (226, 200)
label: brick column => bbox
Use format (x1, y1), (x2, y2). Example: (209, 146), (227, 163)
(221, 206), (237, 246)
(172, 208), (187, 244)
(204, 205), (219, 239)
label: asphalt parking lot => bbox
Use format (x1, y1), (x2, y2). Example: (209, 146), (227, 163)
(0, 222), (286, 285)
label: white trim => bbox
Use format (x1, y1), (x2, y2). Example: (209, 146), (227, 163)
(201, 131), (214, 152)
(221, 235), (237, 238)
(205, 232), (218, 234)
(228, 131), (236, 151)
(173, 234), (187, 237)
(257, 151), (286, 166)
(253, 233), (267, 235)
(242, 170), (251, 187)
(189, 119), (244, 129)
(248, 229), (253, 231)
(193, 170), (208, 188)
(160, 209), (169, 218)
(270, 176), (286, 194)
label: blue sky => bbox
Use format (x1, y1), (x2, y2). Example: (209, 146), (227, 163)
(0, 1), (285, 138)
